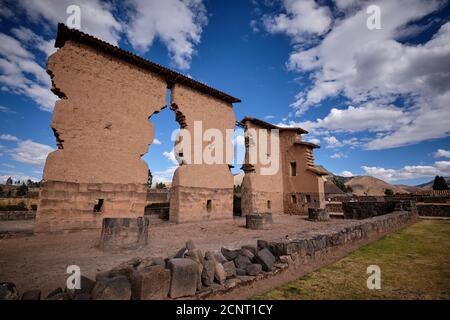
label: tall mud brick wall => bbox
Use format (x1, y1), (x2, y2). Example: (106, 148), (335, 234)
(169, 84), (236, 223)
(35, 41), (167, 233)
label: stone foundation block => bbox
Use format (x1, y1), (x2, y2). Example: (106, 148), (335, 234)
(132, 265), (170, 300)
(99, 217), (149, 251)
(167, 258), (198, 298)
(246, 213), (273, 230)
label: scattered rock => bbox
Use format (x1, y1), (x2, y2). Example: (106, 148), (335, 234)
(214, 262), (226, 285)
(241, 245), (257, 255)
(0, 282), (18, 300)
(257, 240), (268, 250)
(222, 261), (236, 279)
(46, 287), (63, 299)
(224, 278), (241, 289)
(246, 264), (262, 276)
(205, 251), (216, 261)
(236, 268), (247, 276)
(202, 259), (216, 287)
(174, 247), (188, 258)
(213, 251), (227, 263)
(236, 275), (255, 282)
(234, 255), (252, 269)
(241, 248), (255, 260)
(256, 248), (276, 271)
(92, 275), (131, 300)
(167, 258), (198, 298)
(186, 240), (196, 251)
(221, 247), (241, 260)
(131, 265), (170, 300)
(139, 257), (166, 269)
(21, 289), (41, 300)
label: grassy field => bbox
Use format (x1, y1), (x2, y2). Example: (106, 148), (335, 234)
(254, 220), (450, 300)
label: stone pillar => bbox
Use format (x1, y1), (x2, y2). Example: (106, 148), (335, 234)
(99, 217), (149, 251)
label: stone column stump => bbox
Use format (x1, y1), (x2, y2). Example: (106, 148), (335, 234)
(246, 213), (273, 230)
(99, 217), (149, 251)
(308, 208), (330, 222)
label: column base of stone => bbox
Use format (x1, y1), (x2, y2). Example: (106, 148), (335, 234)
(308, 208), (330, 221)
(34, 180), (147, 233)
(246, 213), (273, 229)
(99, 217), (149, 251)
(169, 185), (233, 223)
(241, 190), (283, 217)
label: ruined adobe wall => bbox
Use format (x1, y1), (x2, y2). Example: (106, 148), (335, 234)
(241, 121), (284, 216)
(169, 84), (235, 223)
(280, 131), (325, 215)
(35, 41), (167, 233)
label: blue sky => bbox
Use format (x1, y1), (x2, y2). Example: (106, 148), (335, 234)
(0, 0), (449, 186)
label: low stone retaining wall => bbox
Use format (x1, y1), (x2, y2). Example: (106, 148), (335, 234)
(0, 211), (36, 221)
(1, 208), (417, 300)
(342, 200), (416, 219)
(417, 203), (450, 217)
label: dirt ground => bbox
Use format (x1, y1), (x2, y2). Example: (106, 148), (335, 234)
(0, 215), (355, 296)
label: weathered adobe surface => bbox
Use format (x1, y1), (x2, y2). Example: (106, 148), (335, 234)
(169, 84), (236, 223)
(35, 41), (167, 233)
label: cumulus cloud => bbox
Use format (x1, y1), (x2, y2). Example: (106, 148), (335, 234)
(0, 173), (41, 184)
(11, 140), (54, 166)
(323, 136), (343, 148)
(0, 31), (57, 111)
(14, 0), (122, 45)
(306, 138), (320, 145)
(0, 134), (19, 141)
(264, 0), (450, 149)
(263, 0), (332, 39)
(362, 161), (450, 182)
(153, 138), (162, 145)
(163, 150), (179, 165)
(434, 149), (450, 158)
(340, 170), (354, 177)
(125, 0), (208, 69)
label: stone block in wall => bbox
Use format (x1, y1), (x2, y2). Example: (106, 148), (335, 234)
(92, 276), (131, 300)
(167, 258), (198, 298)
(99, 217), (149, 251)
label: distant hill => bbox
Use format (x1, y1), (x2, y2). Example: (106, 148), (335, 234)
(415, 177), (450, 189)
(345, 176), (409, 196)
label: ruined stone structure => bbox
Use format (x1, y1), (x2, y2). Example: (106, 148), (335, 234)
(35, 24), (240, 233)
(240, 117), (326, 216)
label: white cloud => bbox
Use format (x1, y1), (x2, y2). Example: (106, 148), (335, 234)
(0, 32), (57, 111)
(306, 138), (320, 145)
(125, 0), (208, 70)
(152, 166), (177, 185)
(11, 140), (54, 166)
(434, 149), (450, 158)
(15, 0), (122, 46)
(340, 170), (354, 177)
(362, 161), (450, 182)
(331, 151), (347, 159)
(0, 134), (19, 141)
(153, 138), (162, 145)
(163, 150), (179, 165)
(323, 136), (343, 148)
(264, 115), (275, 120)
(265, 0), (450, 149)
(0, 105), (12, 113)
(263, 0), (332, 39)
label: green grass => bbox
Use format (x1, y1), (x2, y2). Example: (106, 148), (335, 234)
(254, 220), (450, 300)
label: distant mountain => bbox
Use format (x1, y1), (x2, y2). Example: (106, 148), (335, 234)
(415, 177), (450, 189)
(345, 176), (409, 196)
